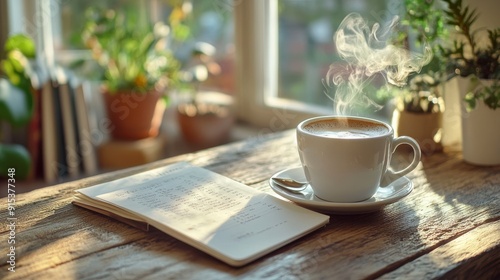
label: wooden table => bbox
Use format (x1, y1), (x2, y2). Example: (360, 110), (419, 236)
(1, 130), (499, 279)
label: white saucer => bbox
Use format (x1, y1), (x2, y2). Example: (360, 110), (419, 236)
(269, 167), (413, 215)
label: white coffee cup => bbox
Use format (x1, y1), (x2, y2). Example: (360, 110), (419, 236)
(296, 116), (421, 203)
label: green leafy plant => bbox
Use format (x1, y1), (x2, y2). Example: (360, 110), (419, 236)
(80, 8), (181, 94)
(441, 0), (500, 110)
(397, 78), (445, 114)
(0, 34), (36, 179)
(380, 0), (449, 113)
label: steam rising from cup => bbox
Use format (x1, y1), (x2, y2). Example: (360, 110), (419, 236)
(324, 13), (433, 115)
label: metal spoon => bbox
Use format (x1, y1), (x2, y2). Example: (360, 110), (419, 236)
(271, 177), (308, 193)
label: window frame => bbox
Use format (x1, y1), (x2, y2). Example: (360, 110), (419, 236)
(234, 0), (329, 131)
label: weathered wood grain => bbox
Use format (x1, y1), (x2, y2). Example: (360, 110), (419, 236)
(380, 220), (500, 279)
(1, 129), (499, 279)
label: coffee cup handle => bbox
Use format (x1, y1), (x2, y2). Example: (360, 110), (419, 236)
(381, 136), (421, 187)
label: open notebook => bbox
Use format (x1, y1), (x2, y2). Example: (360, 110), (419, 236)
(73, 162), (329, 267)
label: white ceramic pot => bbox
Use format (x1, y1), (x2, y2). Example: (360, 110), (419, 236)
(457, 78), (500, 165)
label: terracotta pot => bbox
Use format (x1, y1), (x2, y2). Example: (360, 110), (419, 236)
(177, 103), (234, 149)
(392, 109), (443, 155)
(103, 90), (166, 140)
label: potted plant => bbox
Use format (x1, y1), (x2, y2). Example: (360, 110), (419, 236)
(176, 42), (234, 149)
(390, 77), (446, 155)
(441, 0), (500, 165)
(0, 34), (36, 179)
(382, 0), (448, 155)
(80, 8), (181, 140)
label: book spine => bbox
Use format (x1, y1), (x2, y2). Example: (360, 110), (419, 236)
(59, 81), (80, 177)
(41, 80), (58, 182)
(74, 82), (98, 175)
(51, 78), (68, 178)
(27, 85), (43, 179)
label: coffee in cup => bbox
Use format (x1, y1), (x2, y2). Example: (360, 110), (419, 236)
(297, 116), (421, 203)
(302, 118), (389, 139)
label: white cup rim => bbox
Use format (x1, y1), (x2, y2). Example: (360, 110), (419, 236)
(297, 115), (393, 140)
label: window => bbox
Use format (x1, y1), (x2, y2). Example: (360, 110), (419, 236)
(234, 0), (394, 130)
(7, 0), (236, 95)
(277, 0), (391, 108)
(6, 0), (403, 132)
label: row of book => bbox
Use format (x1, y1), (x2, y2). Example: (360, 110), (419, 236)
(29, 66), (98, 182)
